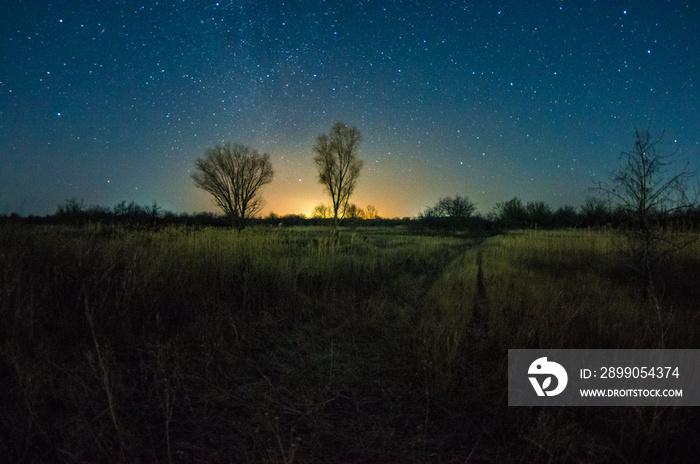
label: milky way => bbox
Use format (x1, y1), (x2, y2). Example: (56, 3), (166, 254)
(1, 1), (698, 218)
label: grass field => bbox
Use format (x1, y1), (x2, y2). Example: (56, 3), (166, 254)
(1, 224), (699, 462)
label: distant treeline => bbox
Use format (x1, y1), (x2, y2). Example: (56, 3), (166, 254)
(485, 196), (700, 231)
(420, 196), (700, 232)
(0, 198), (412, 229)
(2, 196), (699, 231)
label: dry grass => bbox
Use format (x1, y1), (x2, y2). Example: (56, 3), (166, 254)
(1, 224), (699, 462)
(415, 228), (700, 462)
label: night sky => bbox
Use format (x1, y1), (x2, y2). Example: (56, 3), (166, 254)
(1, 1), (699, 218)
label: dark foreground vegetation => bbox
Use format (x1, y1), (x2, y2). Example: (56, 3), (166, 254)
(1, 223), (700, 462)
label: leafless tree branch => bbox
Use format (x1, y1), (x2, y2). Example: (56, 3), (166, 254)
(192, 143), (273, 230)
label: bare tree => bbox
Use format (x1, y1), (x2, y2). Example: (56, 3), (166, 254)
(421, 195), (476, 229)
(525, 201), (553, 230)
(313, 122), (363, 232)
(580, 196), (610, 228)
(596, 125), (697, 295)
(192, 143), (273, 230)
(365, 204), (379, 220)
(345, 203), (365, 219)
(311, 204), (331, 219)
(489, 197), (528, 228)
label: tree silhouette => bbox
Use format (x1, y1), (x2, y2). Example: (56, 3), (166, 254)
(313, 122), (363, 233)
(525, 201), (552, 229)
(311, 204), (331, 219)
(420, 195), (476, 229)
(345, 203), (365, 219)
(192, 143), (273, 231)
(365, 204), (379, 220)
(552, 205), (579, 228)
(491, 197), (528, 228)
(596, 125), (697, 296)
(580, 196), (610, 228)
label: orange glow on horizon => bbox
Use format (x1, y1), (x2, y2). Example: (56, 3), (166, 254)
(185, 151), (492, 220)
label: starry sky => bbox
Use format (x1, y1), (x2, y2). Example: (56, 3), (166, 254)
(1, 1), (699, 218)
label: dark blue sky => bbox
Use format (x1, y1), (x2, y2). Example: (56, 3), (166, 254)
(1, 1), (698, 218)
